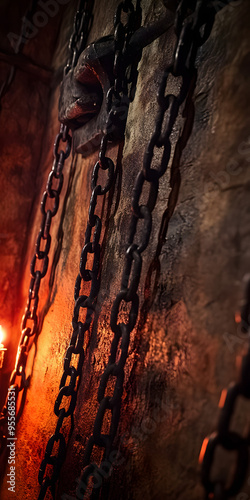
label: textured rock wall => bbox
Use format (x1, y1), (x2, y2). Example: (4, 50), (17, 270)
(1, 1), (250, 500)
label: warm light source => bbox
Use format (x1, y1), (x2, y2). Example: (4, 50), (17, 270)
(0, 325), (7, 369)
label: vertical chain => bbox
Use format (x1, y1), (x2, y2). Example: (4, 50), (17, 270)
(37, 1), (141, 499)
(64, 0), (94, 75)
(0, 0), (93, 462)
(76, 1), (217, 499)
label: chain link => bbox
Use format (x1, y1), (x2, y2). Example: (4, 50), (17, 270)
(64, 0), (94, 75)
(0, 0), (239, 497)
(200, 274), (250, 499)
(0, 122), (71, 454)
(37, 1), (141, 498)
(75, 1), (216, 498)
(0, 0), (93, 462)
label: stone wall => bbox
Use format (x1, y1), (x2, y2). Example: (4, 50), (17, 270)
(1, 1), (250, 499)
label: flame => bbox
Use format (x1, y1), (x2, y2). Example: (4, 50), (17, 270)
(0, 325), (5, 345)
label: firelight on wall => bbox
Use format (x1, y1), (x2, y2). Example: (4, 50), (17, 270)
(0, 326), (7, 369)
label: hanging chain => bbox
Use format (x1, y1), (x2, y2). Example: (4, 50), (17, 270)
(200, 274), (250, 499)
(38, 2), (141, 499)
(64, 0), (94, 75)
(76, 1), (216, 498)
(0, 0), (39, 110)
(0, 128), (71, 453)
(0, 0), (94, 458)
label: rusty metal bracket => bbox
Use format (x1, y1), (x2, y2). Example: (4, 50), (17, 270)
(58, 10), (175, 156)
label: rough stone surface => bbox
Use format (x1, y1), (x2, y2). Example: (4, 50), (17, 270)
(1, 1), (250, 500)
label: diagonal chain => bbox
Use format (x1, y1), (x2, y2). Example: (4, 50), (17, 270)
(38, 1), (142, 499)
(0, 0), (93, 464)
(75, 1), (217, 499)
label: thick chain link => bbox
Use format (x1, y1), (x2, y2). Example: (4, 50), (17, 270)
(75, 1), (216, 498)
(38, 1), (141, 498)
(0, 0), (93, 460)
(200, 274), (250, 499)
(64, 0), (94, 75)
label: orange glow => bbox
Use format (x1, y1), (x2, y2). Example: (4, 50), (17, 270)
(218, 388), (227, 409)
(235, 311), (241, 324)
(0, 325), (5, 345)
(199, 437), (209, 464)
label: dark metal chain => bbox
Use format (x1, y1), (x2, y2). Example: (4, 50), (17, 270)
(38, 2), (141, 499)
(0, 122), (71, 452)
(0, 0), (93, 460)
(0, 124), (71, 450)
(0, 0), (39, 109)
(64, 0), (94, 75)
(76, 1), (216, 498)
(13, 124), (71, 382)
(105, 0), (141, 137)
(200, 275), (250, 499)
(0, 131), (71, 426)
